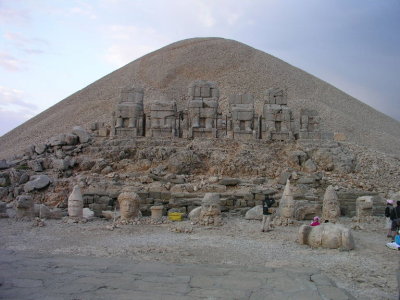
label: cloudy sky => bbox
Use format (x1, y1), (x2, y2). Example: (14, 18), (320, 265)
(1, 0), (399, 136)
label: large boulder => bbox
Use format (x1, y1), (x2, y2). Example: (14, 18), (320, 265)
(24, 175), (51, 192)
(244, 205), (263, 220)
(72, 126), (91, 143)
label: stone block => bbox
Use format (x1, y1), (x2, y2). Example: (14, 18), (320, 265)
(219, 178), (240, 186)
(24, 175), (51, 192)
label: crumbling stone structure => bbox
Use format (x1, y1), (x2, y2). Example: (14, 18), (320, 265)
(147, 101), (178, 138)
(112, 86), (145, 137)
(187, 81), (220, 138)
(228, 94), (256, 140)
(261, 88), (295, 141)
(108, 82), (331, 142)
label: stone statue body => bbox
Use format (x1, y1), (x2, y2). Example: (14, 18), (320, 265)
(199, 193), (222, 226)
(356, 196), (373, 219)
(298, 223), (354, 250)
(68, 185), (83, 218)
(118, 192), (140, 221)
(322, 185), (340, 222)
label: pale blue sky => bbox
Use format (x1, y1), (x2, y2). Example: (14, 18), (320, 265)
(1, 0), (399, 136)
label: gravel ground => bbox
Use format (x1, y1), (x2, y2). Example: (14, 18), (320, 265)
(0, 216), (398, 299)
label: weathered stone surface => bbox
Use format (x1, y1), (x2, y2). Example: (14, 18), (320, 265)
(303, 159), (317, 172)
(298, 223), (355, 250)
(34, 144), (47, 155)
(355, 196), (373, 219)
(28, 160), (43, 172)
(48, 134), (67, 146)
(24, 175), (51, 192)
(18, 173), (29, 185)
(15, 195), (34, 220)
(0, 159), (10, 170)
(219, 178), (240, 186)
(34, 204), (51, 218)
(72, 126), (91, 143)
(168, 150), (201, 174)
(288, 151), (307, 167)
(188, 206), (201, 220)
(0, 201), (8, 218)
(244, 205), (263, 220)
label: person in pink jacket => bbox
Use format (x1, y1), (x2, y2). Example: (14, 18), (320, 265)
(310, 216), (320, 226)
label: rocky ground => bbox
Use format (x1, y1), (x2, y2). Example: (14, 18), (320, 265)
(0, 215), (398, 300)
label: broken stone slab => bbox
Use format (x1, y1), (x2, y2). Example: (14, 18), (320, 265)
(188, 206), (201, 220)
(72, 126), (91, 143)
(303, 159), (317, 172)
(219, 178), (241, 186)
(15, 195), (35, 220)
(0, 201), (8, 218)
(28, 160), (43, 172)
(48, 134), (67, 146)
(24, 175), (51, 192)
(244, 205), (263, 220)
(34, 204), (51, 219)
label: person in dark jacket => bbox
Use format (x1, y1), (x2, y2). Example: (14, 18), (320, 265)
(390, 200), (400, 238)
(261, 195), (275, 232)
(385, 199), (394, 237)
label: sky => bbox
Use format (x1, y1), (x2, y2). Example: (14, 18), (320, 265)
(1, 0), (399, 136)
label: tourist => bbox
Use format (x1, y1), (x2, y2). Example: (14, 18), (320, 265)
(310, 216), (320, 226)
(385, 199), (394, 237)
(261, 195), (275, 232)
(386, 229), (400, 250)
(390, 200), (400, 238)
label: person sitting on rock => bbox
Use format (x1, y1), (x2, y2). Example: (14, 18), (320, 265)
(310, 216), (320, 226)
(386, 229), (400, 250)
(261, 195), (275, 232)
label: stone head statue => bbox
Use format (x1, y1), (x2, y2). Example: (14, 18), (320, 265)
(68, 185), (83, 218)
(322, 185), (340, 222)
(199, 193), (222, 226)
(279, 180), (295, 218)
(118, 191), (140, 221)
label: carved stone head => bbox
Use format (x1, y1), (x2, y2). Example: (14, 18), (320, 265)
(199, 193), (222, 226)
(322, 185), (341, 222)
(356, 196), (373, 218)
(118, 192), (140, 220)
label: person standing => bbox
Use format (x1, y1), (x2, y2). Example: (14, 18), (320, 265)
(390, 200), (400, 238)
(385, 199), (394, 237)
(261, 195), (275, 232)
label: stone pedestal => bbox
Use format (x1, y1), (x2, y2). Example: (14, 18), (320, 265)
(150, 205), (164, 220)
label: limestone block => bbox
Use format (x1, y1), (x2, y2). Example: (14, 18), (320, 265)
(15, 195), (34, 220)
(298, 224), (354, 250)
(200, 87), (211, 97)
(24, 175), (51, 192)
(244, 205), (263, 220)
(189, 100), (203, 108)
(48, 134), (67, 146)
(236, 111), (253, 120)
(194, 86), (201, 97)
(72, 126), (91, 143)
(219, 178), (240, 186)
